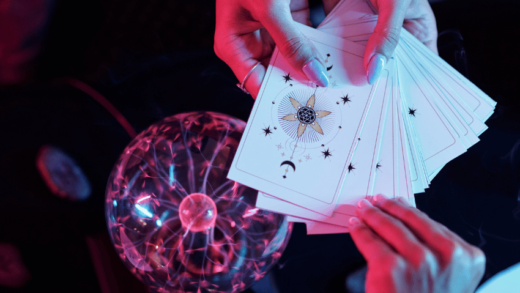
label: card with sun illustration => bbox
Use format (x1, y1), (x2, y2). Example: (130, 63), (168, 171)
(228, 24), (384, 216)
(257, 61), (396, 225)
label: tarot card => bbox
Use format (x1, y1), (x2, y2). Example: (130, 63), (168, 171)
(285, 216), (350, 234)
(395, 46), (468, 176)
(400, 41), (488, 139)
(256, 60), (396, 226)
(371, 67), (401, 198)
(305, 220), (350, 235)
(396, 78), (416, 204)
(397, 44), (480, 149)
(228, 24), (381, 216)
(334, 60), (394, 216)
(400, 30), (496, 121)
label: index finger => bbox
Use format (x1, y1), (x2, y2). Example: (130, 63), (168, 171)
(371, 196), (462, 267)
(348, 217), (397, 263)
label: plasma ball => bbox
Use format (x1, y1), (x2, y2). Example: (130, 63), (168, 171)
(179, 193), (217, 232)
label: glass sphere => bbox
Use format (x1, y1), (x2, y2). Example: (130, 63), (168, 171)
(178, 193), (217, 232)
(105, 111), (292, 293)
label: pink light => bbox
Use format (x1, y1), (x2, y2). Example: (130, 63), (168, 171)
(243, 208), (259, 218)
(137, 195), (151, 203)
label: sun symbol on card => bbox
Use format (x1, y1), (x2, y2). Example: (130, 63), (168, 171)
(281, 94), (331, 138)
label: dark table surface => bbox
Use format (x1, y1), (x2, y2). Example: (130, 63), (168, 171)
(1, 0), (519, 292)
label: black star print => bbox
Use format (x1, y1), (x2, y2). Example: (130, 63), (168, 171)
(408, 108), (417, 117)
(348, 163), (356, 173)
(262, 126), (273, 136)
(282, 73), (293, 83)
(341, 94), (351, 105)
(322, 148), (332, 159)
(376, 162), (382, 171)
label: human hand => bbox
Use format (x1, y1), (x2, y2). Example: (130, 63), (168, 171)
(214, 0), (329, 98)
(348, 195), (485, 293)
(324, 0), (438, 84)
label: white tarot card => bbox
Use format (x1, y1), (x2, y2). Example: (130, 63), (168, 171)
(395, 47), (468, 176)
(305, 220), (350, 235)
(397, 45), (480, 149)
(256, 60), (395, 226)
(396, 80), (416, 205)
(286, 216), (350, 235)
(399, 40), (488, 137)
(372, 68), (401, 198)
(334, 60), (394, 216)
(228, 24), (380, 216)
(400, 30), (496, 122)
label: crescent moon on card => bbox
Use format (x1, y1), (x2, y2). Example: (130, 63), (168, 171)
(280, 160), (296, 172)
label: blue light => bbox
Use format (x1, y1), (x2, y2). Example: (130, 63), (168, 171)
(113, 200), (117, 207)
(135, 204), (153, 218)
(156, 219), (162, 227)
(169, 164), (175, 186)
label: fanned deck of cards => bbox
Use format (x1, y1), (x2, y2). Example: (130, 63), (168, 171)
(227, 0), (496, 234)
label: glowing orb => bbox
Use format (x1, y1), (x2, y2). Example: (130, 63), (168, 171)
(105, 111), (292, 293)
(179, 193), (217, 232)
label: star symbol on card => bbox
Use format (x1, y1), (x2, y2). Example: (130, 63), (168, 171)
(281, 152), (285, 156)
(262, 126), (273, 136)
(276, 143), (283, 150)
(305, 154), (311, 161)
(322, 148), (332, 159)
(376, 162), (382, 172)
(348, 163), (356, 173)
(341, 94), (351, 105)
(282, 73), (293, 83)
(408, 108), (417, 117)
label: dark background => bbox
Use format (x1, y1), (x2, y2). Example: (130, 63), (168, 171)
(0, 0), (519, 292)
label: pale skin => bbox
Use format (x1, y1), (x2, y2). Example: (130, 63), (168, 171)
(214, 0), (438, 97)
(349, 194), (485, 293)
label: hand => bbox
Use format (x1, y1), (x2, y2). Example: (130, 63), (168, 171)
(324, 0), (438, 84)
(214, 0), (329, 98)
(348, 195), (485, 293)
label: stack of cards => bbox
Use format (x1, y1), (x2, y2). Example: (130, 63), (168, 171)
(227, 0), (496, 234)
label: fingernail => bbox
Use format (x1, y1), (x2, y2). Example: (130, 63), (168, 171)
(366, 53), (386, 85)
(357, 199), (372, 209)
(373, 194), (388, 203)
(349, 217), (361, 227)
(303, 59), (329, 87)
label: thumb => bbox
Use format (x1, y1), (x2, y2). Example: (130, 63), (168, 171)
(364, 0), (409, 84)
(259, 5), (329, 87)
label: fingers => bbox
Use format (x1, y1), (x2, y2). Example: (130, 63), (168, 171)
(372, 195), (483, 269)
(354, 199), (433, 269)
(257, 2), (329, 87)
(214, 0), (268, 98)
(403, 20), (438, 55)
(348, 216), (397, 263)
(364, 0), (411, 84)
